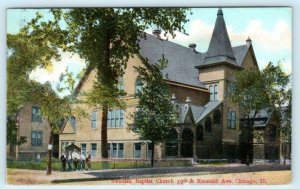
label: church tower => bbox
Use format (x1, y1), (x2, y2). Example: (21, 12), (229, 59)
(196, 8), (243, 159)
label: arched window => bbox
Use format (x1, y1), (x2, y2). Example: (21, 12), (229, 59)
(117, 77), (124, 91)
(135, 77), (143, 94)
(209, 84), (218, 101)
(213, 110), (222, 124)
(209, 85), (213, 100)
(205, 117), (212, 132)
(196, 124), (204, 141)
(181, 128), (194, 157)
(214, 85), (218, 100)
(165, 128), (178, 156)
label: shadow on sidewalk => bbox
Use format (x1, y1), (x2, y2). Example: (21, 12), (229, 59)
(52, 164), (291, 184)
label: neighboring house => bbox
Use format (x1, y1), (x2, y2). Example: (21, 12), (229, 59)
(9, 104), (51, 160)
(59, 8), (280, 162)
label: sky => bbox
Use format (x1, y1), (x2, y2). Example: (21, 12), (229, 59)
(7, 7), (292, 96)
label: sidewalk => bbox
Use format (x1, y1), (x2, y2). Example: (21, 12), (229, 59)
(7, 163), (291, 185)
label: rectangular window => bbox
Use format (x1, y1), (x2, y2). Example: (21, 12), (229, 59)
(81, 143), (87, 156)
(31, 131), (42, 146)
(32, 106), (42, 122)
(147, 143), (153, 159)
(111, 143), (117, 158)
(118, 143), (124, 158)
(107, 109), (125, 128)
(107, 143), (124, 159)
(134, 143), (142, 159)
(227, 111), (236, 129)
(107, 111), (111, 127)
(107, 143), (111, 158)
(228, 83), (235, 94)
(91, 111), (97, 128)
(91, 143), (97, 157)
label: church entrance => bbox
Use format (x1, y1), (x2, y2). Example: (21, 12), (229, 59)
(181, 128), (194, 157)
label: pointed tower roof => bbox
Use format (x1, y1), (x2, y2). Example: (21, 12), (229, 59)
(203, 8), (237, 66)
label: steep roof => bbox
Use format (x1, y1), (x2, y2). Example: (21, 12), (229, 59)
(176, 103), (206, 123)
(139, 34), (205, 88)
(195, 101), (222, 124)
(203, 8), (237, 66)
(232, 45), (249, 66)
(175, 101), (221, 124)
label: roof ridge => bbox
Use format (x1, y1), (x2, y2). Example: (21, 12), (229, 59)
(143, 33), (205, 55)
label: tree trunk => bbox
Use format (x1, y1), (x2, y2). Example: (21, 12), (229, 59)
(46, 130), (53, 175)
(100, 29), (111, 160)
(101, 104), (108, 158)
(151, 141), (155, 167)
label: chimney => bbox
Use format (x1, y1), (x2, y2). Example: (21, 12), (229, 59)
(188, 43), (197, 52)
(246, 36), (252, 47)
(152, 29), (161, 39)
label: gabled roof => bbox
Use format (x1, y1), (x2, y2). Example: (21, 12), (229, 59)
(232, 45), (249, 66)
(176, 103), (206, 124)
(202, 8), (237, 66)
(175, 101), (221, 125)
(195, 101), (222, 124)
(139, 34), (205, 88)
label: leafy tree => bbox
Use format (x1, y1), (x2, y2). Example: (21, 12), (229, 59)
(7, 12), (71, 174)
(27, 81), (72, 175)
(6, 116), (27, 157)
(229, 62), (291, 165)
(129, 58), (178, 167)
(50, 8), (190, 159)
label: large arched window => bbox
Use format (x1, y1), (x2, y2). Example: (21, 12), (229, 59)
(213, 110), (222, 124)
(135, 77), (143, 94)
(196, 124), (204, 141)
(165, 128), (178, 156)
(205, 117), (212, 132)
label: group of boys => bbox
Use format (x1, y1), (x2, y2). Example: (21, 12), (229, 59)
(60, 149), (91, 171)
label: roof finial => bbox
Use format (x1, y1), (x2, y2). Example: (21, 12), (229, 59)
(217, 8), (223, 16)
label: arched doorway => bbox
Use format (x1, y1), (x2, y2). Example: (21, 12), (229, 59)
(165, 128), (178, 157)
(196, 124), (204, 141)
(181, 128), (194, 157)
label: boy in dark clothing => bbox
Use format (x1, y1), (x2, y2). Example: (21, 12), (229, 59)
(60, 153), (67, 171)
(86, 151), (91, 170)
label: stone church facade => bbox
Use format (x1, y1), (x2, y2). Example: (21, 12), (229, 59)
(59, 8), (281, 162)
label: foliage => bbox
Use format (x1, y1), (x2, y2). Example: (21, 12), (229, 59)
(228, 62), (291, 164)
(228, 68), (269, 118)
(129, 58), (178, 142)
(7, 12), (73, 174)
(229, 62), (291, 122)
(52, 8), (191, 107)
(27, 81), (72, 133)
(48, 8), (191, 158)
(6, 117), (27, 146)
(7, 11), (68, 115)
(129, 58), (178, 167)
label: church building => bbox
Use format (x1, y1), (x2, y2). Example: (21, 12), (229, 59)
(59, 8), (280, 163)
